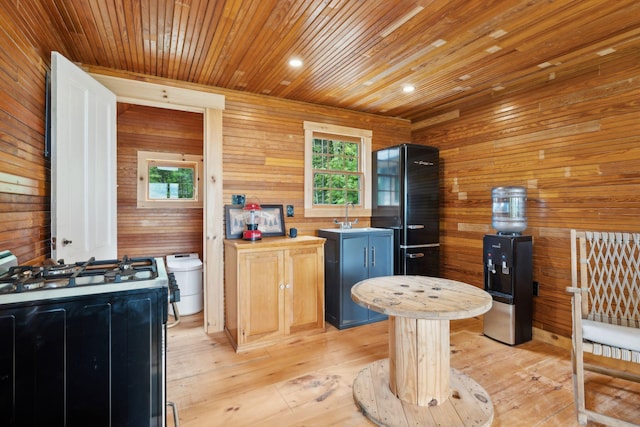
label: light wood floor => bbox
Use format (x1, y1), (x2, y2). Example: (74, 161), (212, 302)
(165, 314), (639, 426)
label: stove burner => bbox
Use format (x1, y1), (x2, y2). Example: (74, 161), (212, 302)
(0, 255), (159, 294)
(104, 268), (137, 283)
(43, 280), (72, 289)
(45, 265), (81, 277)
(20, 277), (45, 291)
(0, 283), (16, 294)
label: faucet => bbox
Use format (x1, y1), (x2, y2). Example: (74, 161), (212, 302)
(334, 202), (359, 229)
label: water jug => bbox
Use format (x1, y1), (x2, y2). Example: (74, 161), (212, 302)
(492, 186), (527, 234)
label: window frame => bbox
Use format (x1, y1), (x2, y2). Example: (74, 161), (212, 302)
(137, 150), (203, 209)
(303, 121), (372, 218)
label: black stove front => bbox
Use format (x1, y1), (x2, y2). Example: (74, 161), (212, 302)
(0, 254), (169, 427)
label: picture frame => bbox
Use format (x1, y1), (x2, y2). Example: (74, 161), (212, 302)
(225, 205), (246, 239)
(259, 204), (286, 237)
(224, 204), (286, 239)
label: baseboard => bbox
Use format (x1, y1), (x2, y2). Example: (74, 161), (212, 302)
(532, 327), (572, 351)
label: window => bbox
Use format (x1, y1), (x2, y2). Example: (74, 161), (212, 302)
(374, 147), (400, 207)
(304, 121), (372, 218)
(137, 151), (203, 208)
(312, 138), (361, 205)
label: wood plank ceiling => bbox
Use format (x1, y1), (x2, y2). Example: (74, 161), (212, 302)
(23, 0), (640, 123)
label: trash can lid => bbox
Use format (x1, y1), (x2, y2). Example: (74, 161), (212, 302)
(166, 253), (203, 271)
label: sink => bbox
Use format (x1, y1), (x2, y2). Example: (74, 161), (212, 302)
(318, 227), (387, 233)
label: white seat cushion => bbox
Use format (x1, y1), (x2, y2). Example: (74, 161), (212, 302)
(582, 319), (640, 352)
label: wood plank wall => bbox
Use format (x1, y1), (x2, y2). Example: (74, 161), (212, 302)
(221, 93), (411, 236)
(0, 3), (51, 265)
(413, 52), (640, 338)
(116, 103), (204, 259)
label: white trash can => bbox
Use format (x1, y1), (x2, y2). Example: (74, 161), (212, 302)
(166, 253), (203, 316)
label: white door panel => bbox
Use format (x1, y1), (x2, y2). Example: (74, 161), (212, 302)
(51, 51), (117, 262)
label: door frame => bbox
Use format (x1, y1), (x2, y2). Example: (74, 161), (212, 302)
(90, 72), (225, 334)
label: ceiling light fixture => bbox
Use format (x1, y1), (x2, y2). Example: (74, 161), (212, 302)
(403, 85), (415, 93)
(289, 58), (303, 67)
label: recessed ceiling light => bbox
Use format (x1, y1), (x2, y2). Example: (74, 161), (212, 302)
(289, 58), (303, 67)
(403, 85), (415, 93)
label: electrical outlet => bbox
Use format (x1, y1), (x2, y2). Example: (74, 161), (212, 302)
(533, 281), (539, 296)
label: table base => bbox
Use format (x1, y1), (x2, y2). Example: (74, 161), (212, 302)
(353, 359), (493, 427)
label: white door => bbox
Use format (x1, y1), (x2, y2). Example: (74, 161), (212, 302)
(51, 51), (117, 262)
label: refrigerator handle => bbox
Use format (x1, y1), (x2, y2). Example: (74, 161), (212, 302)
(407, 224), (425, 230)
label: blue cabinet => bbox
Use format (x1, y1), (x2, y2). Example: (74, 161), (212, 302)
(319, 228), (393, 329)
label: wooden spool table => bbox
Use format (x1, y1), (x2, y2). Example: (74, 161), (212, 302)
(351, 275), (494, 427)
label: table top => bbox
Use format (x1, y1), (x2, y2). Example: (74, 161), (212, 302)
(351, 275), (492, 320)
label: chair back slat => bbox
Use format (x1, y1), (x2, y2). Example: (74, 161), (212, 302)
(577, 231), (640, 327)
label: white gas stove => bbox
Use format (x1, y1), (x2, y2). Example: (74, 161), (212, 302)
(0, 251), (169, 304)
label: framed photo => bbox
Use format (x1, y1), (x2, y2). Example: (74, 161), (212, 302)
(225, 205), (246, 239)
(224, 204), (286, 239)
(259, 204), (286, 237)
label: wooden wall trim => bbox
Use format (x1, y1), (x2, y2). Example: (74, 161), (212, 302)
(91, 73), (225, 112)
(204, 108), (224, 333)
(108, 75), (226, 333)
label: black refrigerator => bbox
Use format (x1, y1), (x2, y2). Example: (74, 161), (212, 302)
(372, 144), (440, 277)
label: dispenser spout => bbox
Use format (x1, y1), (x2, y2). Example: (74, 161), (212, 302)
(487, 257), (496, 274)
(501, 260), (509, 275)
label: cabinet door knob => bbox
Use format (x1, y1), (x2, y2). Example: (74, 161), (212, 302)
(280, 284), (285, 289)
(285, 284), (291, 289)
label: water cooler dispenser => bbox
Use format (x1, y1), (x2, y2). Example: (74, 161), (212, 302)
(483, 187), (533, 345)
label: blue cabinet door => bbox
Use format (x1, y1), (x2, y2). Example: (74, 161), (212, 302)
(341, 235), (370, 326)
(369, 233), (393, 279)
(368, 232), (393, 322)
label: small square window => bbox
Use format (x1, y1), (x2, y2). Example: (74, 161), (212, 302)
(137, 151), (203, 208)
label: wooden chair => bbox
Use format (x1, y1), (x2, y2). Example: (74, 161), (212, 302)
(567, 230), (640, 426)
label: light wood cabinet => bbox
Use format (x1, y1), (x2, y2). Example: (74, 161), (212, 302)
(224, 236), (326, 352)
